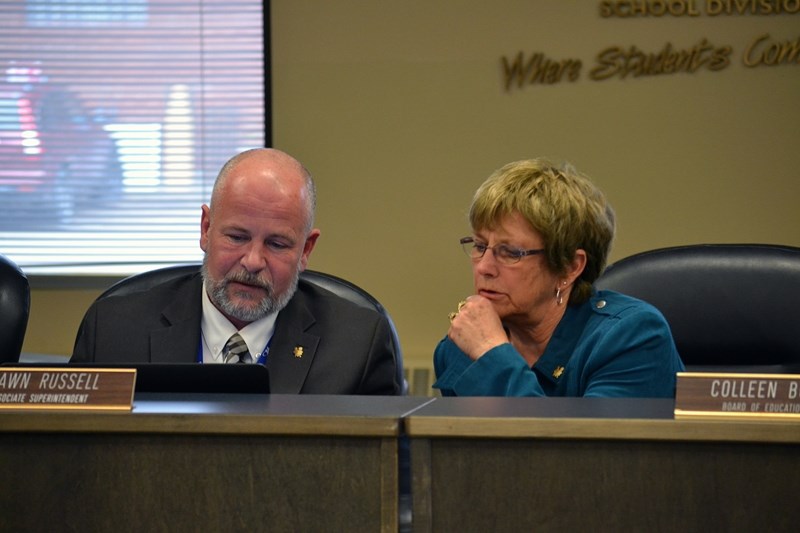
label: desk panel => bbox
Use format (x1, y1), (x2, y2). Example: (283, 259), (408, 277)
(406, 397), (800, 533)
(0, 394), (431, 533)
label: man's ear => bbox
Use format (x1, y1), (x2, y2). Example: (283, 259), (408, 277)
(199, 204), (211, 252)
(298, 229), (321, 271)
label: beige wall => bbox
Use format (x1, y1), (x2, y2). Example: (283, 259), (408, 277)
(24, 1), (800, 371)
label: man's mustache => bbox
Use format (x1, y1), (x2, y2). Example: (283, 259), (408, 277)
(225, 270), (272, 292)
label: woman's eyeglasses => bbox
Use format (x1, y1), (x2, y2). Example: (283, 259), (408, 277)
(459, 237), (545, 265)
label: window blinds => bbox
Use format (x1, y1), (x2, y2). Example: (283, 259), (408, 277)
(0, 0), (267, 274)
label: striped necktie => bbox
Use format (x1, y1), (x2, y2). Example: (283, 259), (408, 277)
(223, 332), (252, 364)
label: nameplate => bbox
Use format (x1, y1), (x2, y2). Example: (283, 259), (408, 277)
(674, 372), (800, 419)
(0, 368), (135, 410)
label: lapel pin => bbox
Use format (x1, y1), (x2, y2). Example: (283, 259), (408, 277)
(293, 346), (304, 358)
(552, 366), (565, 379)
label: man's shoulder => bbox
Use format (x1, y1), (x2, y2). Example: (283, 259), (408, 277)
(293, 277), (384, 320)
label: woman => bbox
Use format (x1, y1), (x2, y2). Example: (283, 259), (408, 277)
(434, 158), (683, 397)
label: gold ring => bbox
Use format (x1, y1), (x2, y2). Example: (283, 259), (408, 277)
(457, 300), (467, 311)
(448, 312), (458, 323)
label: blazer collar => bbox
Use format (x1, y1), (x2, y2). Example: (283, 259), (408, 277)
(150, 274), (203, 363)
(146, 276), (321, 392)
(534, 301), (592, 385)
(267, 284), (320, 393)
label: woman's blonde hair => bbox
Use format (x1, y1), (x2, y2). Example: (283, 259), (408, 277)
(469, 158), (615, 304)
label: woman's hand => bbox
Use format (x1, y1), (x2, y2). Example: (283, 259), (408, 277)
(448, 295), (508, 360)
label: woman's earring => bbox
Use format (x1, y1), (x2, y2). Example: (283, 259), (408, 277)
(556, 281), (568, 305)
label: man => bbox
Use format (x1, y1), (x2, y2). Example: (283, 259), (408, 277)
(71, 148), (400, 394)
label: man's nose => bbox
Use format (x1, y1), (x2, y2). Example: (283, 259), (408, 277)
(241, 243), (268, 271)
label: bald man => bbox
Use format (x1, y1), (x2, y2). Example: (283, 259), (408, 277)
(71, 148), (400, 395)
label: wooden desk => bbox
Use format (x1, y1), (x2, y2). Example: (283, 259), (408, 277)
(405, 397), (800, 533)
(0, 394), (432, 533)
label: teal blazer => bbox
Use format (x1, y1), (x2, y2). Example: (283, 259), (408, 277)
(434, 290), (684, 398)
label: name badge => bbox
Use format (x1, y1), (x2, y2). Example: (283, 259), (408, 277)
(0, 368), (136, 410)
(674, 372), (800, 419)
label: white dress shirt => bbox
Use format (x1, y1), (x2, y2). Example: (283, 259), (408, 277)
(199, 281), (278, 364)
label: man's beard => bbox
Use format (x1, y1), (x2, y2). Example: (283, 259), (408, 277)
(201, 255), (299, 324)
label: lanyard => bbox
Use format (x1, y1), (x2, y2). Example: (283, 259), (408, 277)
(197, 335), (272, 365)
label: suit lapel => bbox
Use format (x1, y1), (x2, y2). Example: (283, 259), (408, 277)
(267, 289), (320, 393)
(143, 275), (322, 389)
(149, 275), (203, 363)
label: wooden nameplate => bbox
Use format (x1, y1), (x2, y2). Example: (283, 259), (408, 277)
(675, 372), (800, 420)
(0, 367), (136, 410)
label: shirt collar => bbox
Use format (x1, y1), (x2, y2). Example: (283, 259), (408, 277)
(200, 280), (278, 363)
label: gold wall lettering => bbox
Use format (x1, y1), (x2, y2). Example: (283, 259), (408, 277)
(502, 52), (582, 90)
(707, 0), (800, 15)
(503, 3), (798, 90)
(600, 0), (701, 17)
(502, 34), (798, 90)
(743, 33), (800, 65)
(590, 39), (732, 80)
(599, 0), (800, 17)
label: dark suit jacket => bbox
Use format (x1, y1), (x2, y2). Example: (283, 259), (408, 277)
(71, 273), (400, 394)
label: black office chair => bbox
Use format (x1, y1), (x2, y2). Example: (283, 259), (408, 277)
(595, 244), (800, 372)
(0, 254), (31, 363)
(99, 264), (408, 393)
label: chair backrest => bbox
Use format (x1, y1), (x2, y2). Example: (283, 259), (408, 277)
(99, 264), (407, 392)
(595, 244), (800, 371)
(0, 254), (31, 363)
(98, 263), (200, 300)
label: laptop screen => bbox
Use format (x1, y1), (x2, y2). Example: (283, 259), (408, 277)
(3, 362), (270, 394)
